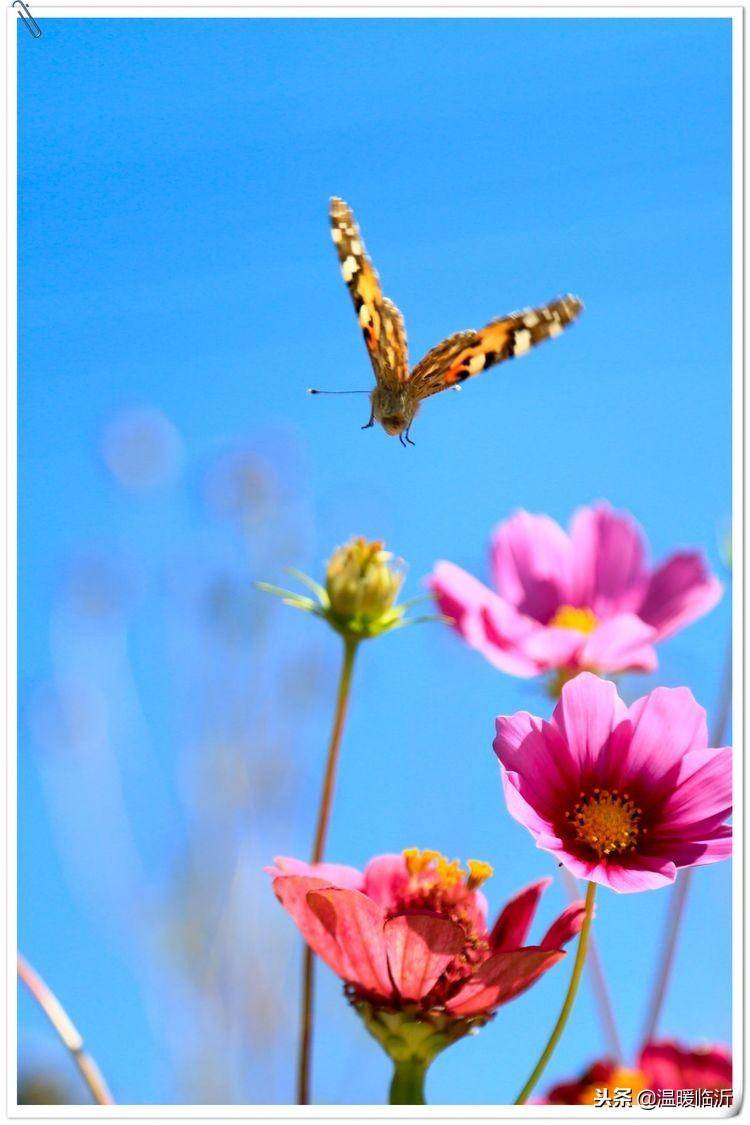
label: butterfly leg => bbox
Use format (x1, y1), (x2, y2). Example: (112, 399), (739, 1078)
(404, 427), (416, 447)
(361, 408), (374, 430)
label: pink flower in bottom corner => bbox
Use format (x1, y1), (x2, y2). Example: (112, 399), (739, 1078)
(268, 849), (585, 1069)
(543, 1040), (732, 1105)
(430, 502), (722, 684)
(493, 672), (732, 893)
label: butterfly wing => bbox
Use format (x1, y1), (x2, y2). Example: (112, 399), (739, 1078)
(330, 197), (408, 389)
(409, 295), (583, 399)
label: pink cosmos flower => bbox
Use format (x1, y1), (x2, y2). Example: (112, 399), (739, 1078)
(494, 672), (732, 892)
(269, 850), (585, 1022)
(543, 1040), (732, 1104)
(430, 503), (722, 682)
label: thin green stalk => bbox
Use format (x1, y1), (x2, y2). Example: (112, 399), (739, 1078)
(515, 881), (597, 1105)
(639, 637), (732, 1048)
(389, 1058), (427, 1104)
(297, 637), (359, 1105)
(560, 867), (622, 1061)
(17, 954), (115, 1106)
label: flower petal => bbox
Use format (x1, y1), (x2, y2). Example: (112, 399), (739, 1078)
(579, 614), (658, 675)
(660, 746), (732, 830)
(639, 552), (723, 641)
(551, 672), (628, 776)
(621, 686), (708, 791)
(272, 875), (355, 979)
(521, 626), (586, 670)
(490, 511), (573, 621)
(429, 561), (497, 649)
(361, 854), (410, 909)
(430, 562), (539, 676)
(267, 855), (364, 889)
(639, 1039), (732, 1091)
(446, 949), (565, 1017)
(569, 503), (648, 616)
(384, 914), (465, 1002)
(649, 823), (733, 868)
(501, 770), (560, 839)
(540, 900), (588, 949)
(597, 856), (677, 893)
(489, 878), (551, 952)
(306, 887), (393, 998)
(479, 599), (545, 676)
(494, 711), (579, 819)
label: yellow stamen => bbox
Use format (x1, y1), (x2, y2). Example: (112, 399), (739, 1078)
(550, 604), (598, 635)
(580, 1069), (648, 1105)
(436, 856), (465, 886)
(402, 847), (443, 877)
(466, 859), (494, 889)
(566, 789), (642, 858)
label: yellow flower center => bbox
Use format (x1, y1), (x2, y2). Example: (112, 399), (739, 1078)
(550, 604), (598, 634)
(580, 1068), (648, 1104)
(566, 789), (642, 858)
(402, 848), (493, 890)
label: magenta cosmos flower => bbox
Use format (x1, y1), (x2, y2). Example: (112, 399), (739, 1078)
(269, 850), (585, 1097)
(494, 673), (732, 892)
(430, 503), (721, 683)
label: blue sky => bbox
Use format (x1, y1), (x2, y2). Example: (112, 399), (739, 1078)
(19, 16), (731, 1106)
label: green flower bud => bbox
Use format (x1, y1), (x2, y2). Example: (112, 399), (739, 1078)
(325, 537), (403, 631)
(257, 536), (445, 642)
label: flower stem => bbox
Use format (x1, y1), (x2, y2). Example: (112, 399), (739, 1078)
(560, 867), (622, 1062)
(389, 1058), (428, 1104)
(17, 953), (115, 1106)
(639, 636), (732, 1047)
(515, 881), (597, 1105)
(297, 637), (359, 1105)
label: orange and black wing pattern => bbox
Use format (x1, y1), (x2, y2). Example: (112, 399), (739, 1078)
(409, 295), (583, 399)
(330, 197), (408, 389)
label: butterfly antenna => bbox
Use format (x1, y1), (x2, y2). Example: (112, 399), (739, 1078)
(307, 388), (370, 395)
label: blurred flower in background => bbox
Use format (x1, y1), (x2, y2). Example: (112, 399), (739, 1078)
(18, 1068), (74, 1106)
(20, 406), (328, 1103)
(542, 1039), (732, 1104)
(431, 503), (722, 690)
(101, 407), (184, 492)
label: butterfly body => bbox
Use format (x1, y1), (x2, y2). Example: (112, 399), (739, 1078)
(369, 384), (419, 438)
(329, 196), (583, 442)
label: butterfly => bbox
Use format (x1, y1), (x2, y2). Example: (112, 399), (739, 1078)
(325, 196), (583, 445)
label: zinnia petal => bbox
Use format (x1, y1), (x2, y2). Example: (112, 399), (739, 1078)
(446, 949), (565, 1017)
(272, 875), (357, 979)
(361, 853), (410, 908)
(540, 900), (587, 949)
(266, 855), (364, 889)
(306, 887), (393, 998)
(489, 878), (551, 951)
(384, 914), (465, 1002)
